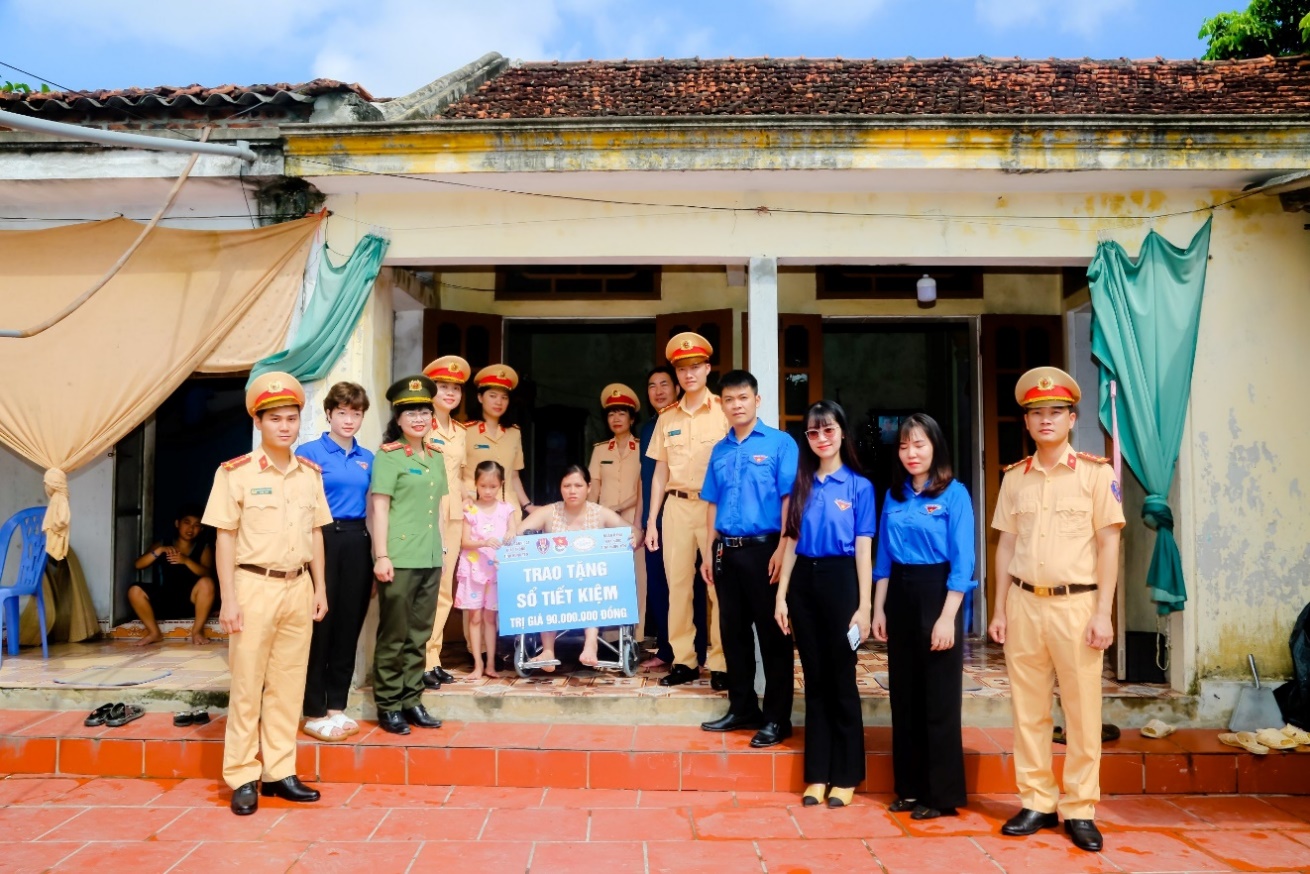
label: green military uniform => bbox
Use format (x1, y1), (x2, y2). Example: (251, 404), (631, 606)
(371, 377), (450, 716)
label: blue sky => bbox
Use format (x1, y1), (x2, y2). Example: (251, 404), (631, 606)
(2, 0), (1244, 98)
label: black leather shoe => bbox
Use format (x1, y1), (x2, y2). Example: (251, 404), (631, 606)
(1065, 819), (1103, 852)
(378, 710), (411, 735)
(230, 780), (258, 815)
(1001, 808), (1059, 836)
(402, 704), (443, 729)
(422, 670), (442, 690)
(710, 671), (729, 691)
(260, 776), (320, 803)
(888, 798), (918, 813)
(659, 664), (700, 686)
(911, 805), (958, 820)
(700, 712), (763, 732)
(750, 722), (793, 748)
(432, 666), (456, 684)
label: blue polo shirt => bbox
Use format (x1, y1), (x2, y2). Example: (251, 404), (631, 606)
(874, 479), (977, 593)
(296, 432), (373, 521)
(795, 465), (878, 558)
(701, 420), (799, 537)
(639, 417), (658, 523)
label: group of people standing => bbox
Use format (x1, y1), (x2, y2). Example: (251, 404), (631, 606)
(202, 339), (1124, 854)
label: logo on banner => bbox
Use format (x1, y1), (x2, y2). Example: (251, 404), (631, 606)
(536, 537), (551, 555)
(574, 536), (596, 552)
(553, 536), (569, 553)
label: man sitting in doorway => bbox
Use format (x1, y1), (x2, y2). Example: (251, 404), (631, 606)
(129, 506), (216, 645)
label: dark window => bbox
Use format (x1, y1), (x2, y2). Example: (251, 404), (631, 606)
(816, 266), (982, 300)
(496, 266), (661, 300)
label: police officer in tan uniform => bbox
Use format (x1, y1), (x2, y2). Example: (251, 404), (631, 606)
(422, 354), (471, 688)
(203, 371), (331, 816)
(465, 364), (534, 518)
(645, 332), (730, 687)
(589, 383), (642, 524)
(988, 367), (1124, 852)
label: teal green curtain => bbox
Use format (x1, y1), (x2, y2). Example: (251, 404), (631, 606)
(248, 234), (388, 385)
(1088, 217), (1211, 615)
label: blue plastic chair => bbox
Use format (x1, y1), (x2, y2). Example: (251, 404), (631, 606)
(0, 507), (50, 664)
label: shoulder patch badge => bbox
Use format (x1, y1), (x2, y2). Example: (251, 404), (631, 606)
(381, 441), (404, 453)
(1111, 480), (1123, 503)
(1002, 456), (1031, 473)
(221, 454), (252, 471)
(1076, 451), (1110, 465)
(298, 457), (322, 474)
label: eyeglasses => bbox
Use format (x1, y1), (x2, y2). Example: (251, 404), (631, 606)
(400, 410), (433, 421)
(805, 425), (840, 441)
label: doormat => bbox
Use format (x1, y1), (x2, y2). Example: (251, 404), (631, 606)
(873, 672), (983, 693)
(53, 667), (172, 686)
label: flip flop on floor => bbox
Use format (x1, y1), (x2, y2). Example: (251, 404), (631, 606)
(1254, 728), (1300, 751)
(329, 713), (359, 737)
(302, 716), (348, 742)
(1218, 731), (1269, 754)
(1281, 724), (1310, 746)
(84, 703), (115, 727)
(1141, 719), (1176, 739)
(105, 703), (145, 728)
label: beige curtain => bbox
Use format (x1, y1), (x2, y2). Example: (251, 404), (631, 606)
(0, 216), (320, 558)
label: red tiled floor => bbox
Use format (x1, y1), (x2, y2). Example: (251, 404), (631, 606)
(0, 806), (83, 842)
(895, 805), (1001, 836)
(369, 807), (490, 841)
(973, 833), (1122, 873)
(0, 841), (84, 874)
(39, 806), (182, 842)
(1096, 796), (1214, 830)
(169, 840), (311, 874)
(638, 789), (735, 808)
(589, 806), (694, 841)
(693, 806), (800, 839)
(530, 840), (646, 873)
(345, 783), (452, 808)
(482, 806), (589, 841)
(1098, 830), (1232, 873)
(1183, 829), (1310, 871)
(445, 785), (546, 808)
(413, 840), (533, 873)
(756, 838), (881, 872)
(633, 724), (725, 752)
(791, 803), (905, 839)
(263, 807), (388, 842)
(541, 724), (636, 751)
(865, 836), (1000, 874)
(154, 806), (284, 842)
(647, 839), (764, 874)
(1179, 794), (1310, 829)
(0, 776), (83, 805)
(289, 840), (421, 873)
(50, 776), (177, 806)
(48, 840), (197, 874)
(542, 787), (639, 808)
(447, 721), (552, 749)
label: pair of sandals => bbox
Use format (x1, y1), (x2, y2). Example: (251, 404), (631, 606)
(302, 712), (360, 742)
(173, 709), (211, 727)
(83, 702), (145, 728)
(1219, 725), (1310, 755)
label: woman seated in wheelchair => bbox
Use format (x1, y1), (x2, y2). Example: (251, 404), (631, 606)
(518, 465), (637, 669)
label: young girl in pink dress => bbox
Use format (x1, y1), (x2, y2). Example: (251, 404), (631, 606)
(456, 461), (517, 678)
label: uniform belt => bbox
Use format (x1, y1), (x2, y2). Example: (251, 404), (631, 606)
(1014, 579), (1097, 597)
(238, 563), (308, 579)
(665, 489), (700, 501)
(719, 534), (778, 548)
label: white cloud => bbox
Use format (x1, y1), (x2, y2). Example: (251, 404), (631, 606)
(766, 0), (890, 28)
(975, 0), (1134, 39)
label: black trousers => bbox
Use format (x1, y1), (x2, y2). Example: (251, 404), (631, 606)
(886, 561), (966, 810)
(789, 555), (865, 788)
(716, 535), (795, 724)
(303, 520), (374, 717)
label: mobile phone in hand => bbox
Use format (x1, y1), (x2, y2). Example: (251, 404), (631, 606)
(847, 623), (861, 650)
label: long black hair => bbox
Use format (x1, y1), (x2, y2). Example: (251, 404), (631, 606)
(889, 412), (954, 503)
(784, 400), (863, 539)
(381, 402), (435, 444)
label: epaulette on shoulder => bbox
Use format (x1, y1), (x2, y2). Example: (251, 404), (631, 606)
(221, 454), (252, 471)
(594, 439), (610, 447)
(509, 424), (520, 430)
(657, 401), (678, 414)
(1076, 451), (1110, 464)
(298, 457), (322, 473)
(380, 441), (404, 452)
(1002, 456), (1031, 473)
(459, 420), (478, 428)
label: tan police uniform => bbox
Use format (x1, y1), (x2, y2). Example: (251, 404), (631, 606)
(202, 372), (332, 791)
(589, 383), (642, 525)
(991, 367), (1125, 822)
(647, 334), (729, 672)
(464, 364), (525, 513)
(422, 355), (471, 672)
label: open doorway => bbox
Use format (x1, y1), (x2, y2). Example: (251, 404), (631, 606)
(503, 320), (655, 505)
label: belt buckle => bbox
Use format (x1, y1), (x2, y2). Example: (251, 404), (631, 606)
(1035, 586), (1052, 597)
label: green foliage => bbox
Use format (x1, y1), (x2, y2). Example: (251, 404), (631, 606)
(1, 81), (51, 93)
(1199, 0), (1310, 59)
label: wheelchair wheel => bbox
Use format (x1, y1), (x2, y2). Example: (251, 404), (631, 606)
(620, 625), (638, 677)
(514, 634), (531, 678)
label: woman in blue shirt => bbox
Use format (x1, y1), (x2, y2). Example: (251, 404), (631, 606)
(296, 382), (374, 742)
(872, 413), (976, 820)
(775, 400), (877, 808)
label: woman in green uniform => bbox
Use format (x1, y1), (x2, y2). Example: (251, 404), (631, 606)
(370, 376), (449, 735)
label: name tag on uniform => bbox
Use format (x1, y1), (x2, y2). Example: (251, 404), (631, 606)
(668, 429), (682, 437)
(431, 437), (445, 445)
(251, 487), (273, 495)
(408, 468), (424, 475)
(475, 443), (490, 449)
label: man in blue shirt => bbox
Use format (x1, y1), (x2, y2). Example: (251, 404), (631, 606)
(699, 370), (799, 746)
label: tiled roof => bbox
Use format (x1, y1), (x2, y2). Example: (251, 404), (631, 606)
(0, 79), (374, 127)
(442, 56), (1310, 119)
